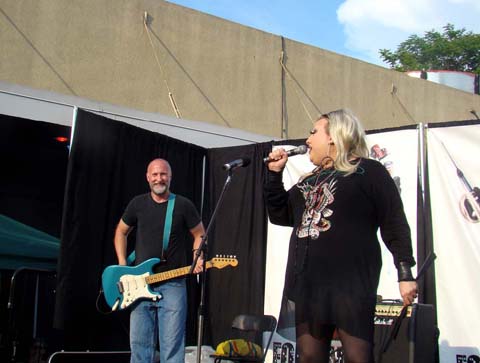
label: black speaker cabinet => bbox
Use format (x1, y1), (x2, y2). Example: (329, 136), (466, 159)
(48, 351), (130, 363)
(374, 303), (436, 363)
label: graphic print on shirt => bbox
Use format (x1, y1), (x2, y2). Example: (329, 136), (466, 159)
(297, 177), (337, 239)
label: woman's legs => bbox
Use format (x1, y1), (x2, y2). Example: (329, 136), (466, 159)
(295, 323), (373, 363)
(336, 328), (373, 363)
(295, 322), (334, 363)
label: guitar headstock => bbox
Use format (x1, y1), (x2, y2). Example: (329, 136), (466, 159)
(208, 255), (239, 269)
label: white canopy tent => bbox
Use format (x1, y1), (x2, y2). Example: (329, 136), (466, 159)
(0, 80), (277, 148)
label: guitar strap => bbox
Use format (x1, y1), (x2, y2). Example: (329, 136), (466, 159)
(126, 193), (176, 265)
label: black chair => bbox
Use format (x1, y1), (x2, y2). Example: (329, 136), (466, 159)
(211, 314), (277, 363)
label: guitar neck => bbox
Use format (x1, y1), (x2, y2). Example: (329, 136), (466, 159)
(145, 261), (213, 285)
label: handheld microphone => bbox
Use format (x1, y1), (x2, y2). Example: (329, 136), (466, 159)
(223, 158), (251, 171)
(263, 145), (308, 164)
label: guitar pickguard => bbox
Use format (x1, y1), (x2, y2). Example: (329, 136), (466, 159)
(119, 272), (162, 309)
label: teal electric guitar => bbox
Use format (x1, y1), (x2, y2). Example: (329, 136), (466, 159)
(102, 256), (238, 311)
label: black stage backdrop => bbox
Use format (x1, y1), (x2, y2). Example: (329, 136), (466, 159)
(54, 110), (206, 350)
(0, 114), (70, 238)
(1, 115), (70, 361)
(54, 109), (273, 350)
(204, 142), (272, 346)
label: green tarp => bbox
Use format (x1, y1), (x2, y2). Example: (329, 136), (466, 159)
(0, 214), (59, 270)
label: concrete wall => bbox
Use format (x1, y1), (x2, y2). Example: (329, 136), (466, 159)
(1, 0), (479, 139)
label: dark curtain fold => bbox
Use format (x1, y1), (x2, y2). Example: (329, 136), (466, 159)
(54, 110), (206, 350)
(0, 114), (70, 238)
(202, 142), (272, 347)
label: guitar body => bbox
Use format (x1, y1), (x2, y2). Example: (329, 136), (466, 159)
(102, 258), (161, 311)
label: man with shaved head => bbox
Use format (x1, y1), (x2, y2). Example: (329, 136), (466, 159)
(114, 158), (205, 363)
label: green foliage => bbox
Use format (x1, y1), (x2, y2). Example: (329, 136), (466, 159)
(379, 24), (480, 74)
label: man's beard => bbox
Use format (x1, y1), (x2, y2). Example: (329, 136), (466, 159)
(152, 183), (168, 195)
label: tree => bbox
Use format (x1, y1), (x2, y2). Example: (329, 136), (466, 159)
(379, 24), (480, 74)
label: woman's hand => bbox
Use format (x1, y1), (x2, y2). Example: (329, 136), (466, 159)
(399, 280), (418, 306)
(266, 148), (289, 172)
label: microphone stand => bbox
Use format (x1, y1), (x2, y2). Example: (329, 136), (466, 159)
(189, 169), (234, 363)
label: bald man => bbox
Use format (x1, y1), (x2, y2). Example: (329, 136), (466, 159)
(114, 158), (205, 363)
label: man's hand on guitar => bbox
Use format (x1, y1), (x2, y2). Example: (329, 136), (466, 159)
(193, 249), (204, 274)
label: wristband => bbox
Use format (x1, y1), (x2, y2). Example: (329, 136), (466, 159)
(397, 261), (415, 282)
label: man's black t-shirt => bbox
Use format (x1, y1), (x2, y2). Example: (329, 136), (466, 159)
(122, 193), (201, 273)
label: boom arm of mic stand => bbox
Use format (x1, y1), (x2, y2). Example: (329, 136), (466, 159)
(190, 171), (233, 363)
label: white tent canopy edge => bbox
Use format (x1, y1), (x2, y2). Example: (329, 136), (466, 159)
(0, 81), (277, 148)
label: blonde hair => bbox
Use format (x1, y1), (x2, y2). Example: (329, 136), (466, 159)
(321, 109), (368, 175)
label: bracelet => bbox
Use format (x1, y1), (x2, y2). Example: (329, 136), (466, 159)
(397, 261), (415, 282)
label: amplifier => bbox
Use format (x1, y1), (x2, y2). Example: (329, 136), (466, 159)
(374, 303), (436, 363)
(374, 303), (412, 327)
(376, 303), (412, 317)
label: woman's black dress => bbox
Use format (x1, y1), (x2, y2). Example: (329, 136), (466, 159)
(264, 158), (415, 342)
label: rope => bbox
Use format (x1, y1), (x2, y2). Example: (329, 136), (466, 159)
(279, 53), (321, 124)
(390, 84), (416, 124)
(143, 12), (181, 119)
(280, 47), (287, 139)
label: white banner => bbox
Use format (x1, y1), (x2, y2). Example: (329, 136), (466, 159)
(264, 128), (419, 361)
(366, 130), (418, 299)
(427, 125), (480, 363)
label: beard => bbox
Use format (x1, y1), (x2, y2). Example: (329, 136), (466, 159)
(152, 183), (168, 195)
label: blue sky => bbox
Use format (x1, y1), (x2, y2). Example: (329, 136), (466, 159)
(166, 0), (480, 67)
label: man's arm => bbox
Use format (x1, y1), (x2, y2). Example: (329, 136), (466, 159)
(190, 222), (206, 274)
(114, 219), (132, 266)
